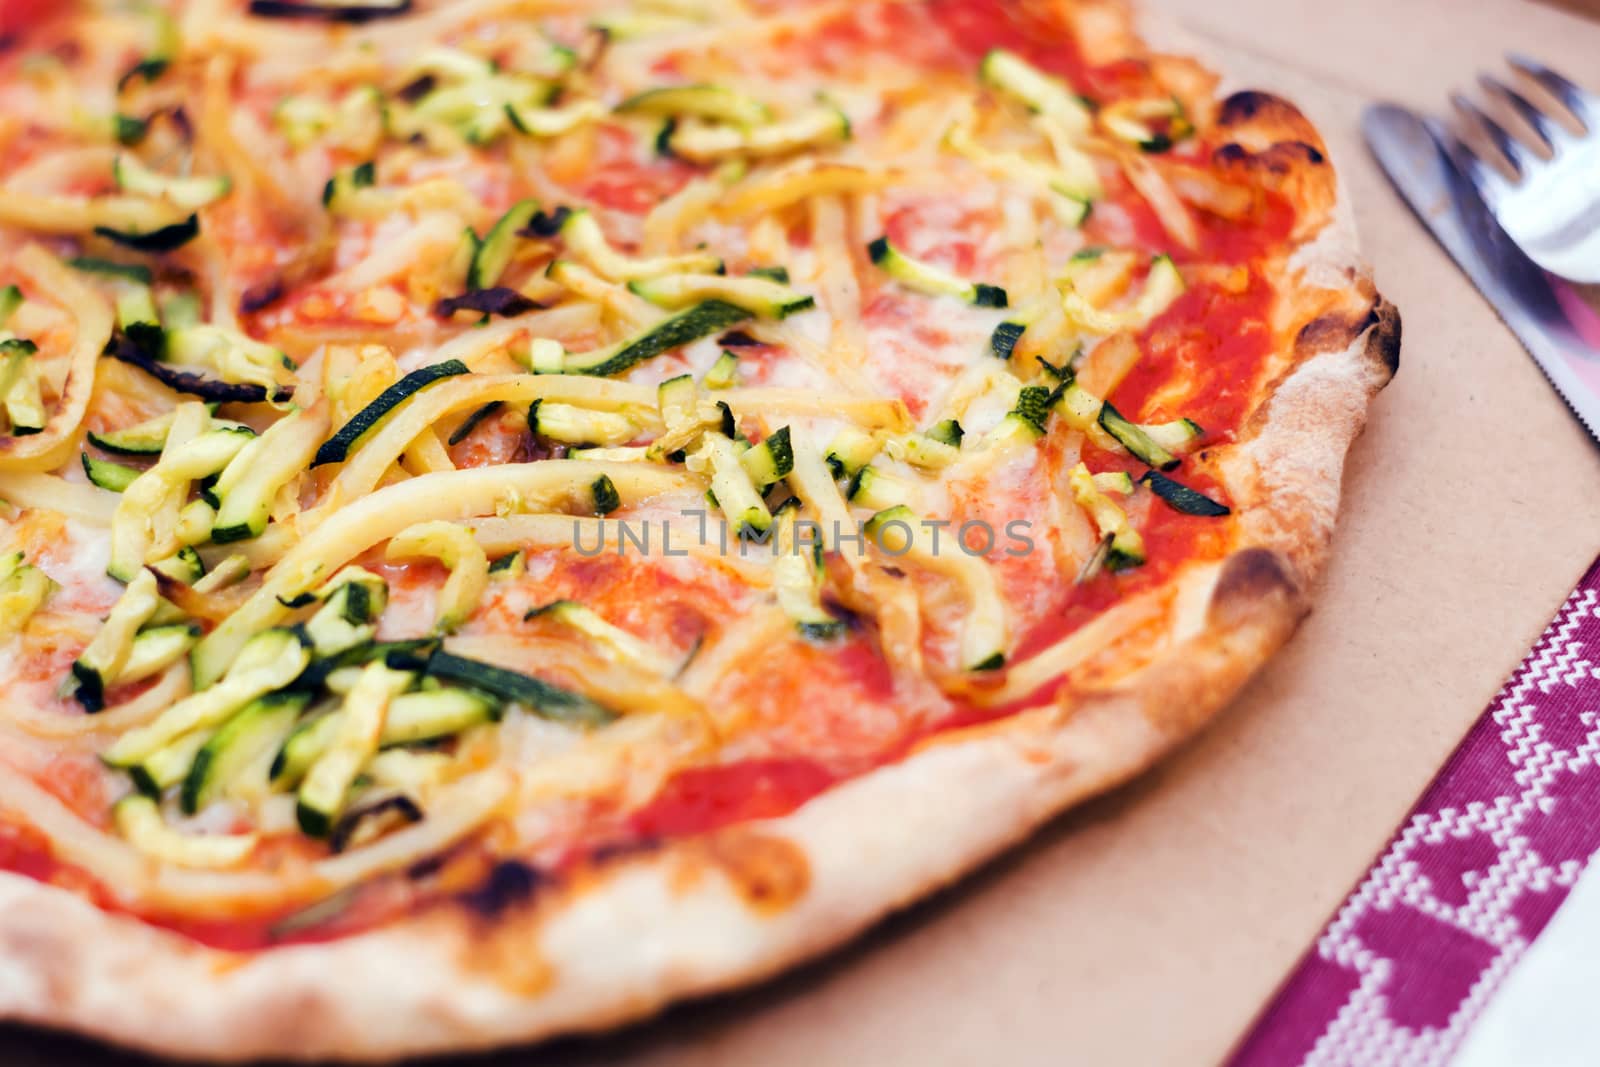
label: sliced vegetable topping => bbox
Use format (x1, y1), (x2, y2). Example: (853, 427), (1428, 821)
(534, 301), (750, 377)
(1069, 463), (1144, 573)
(384, 521), (488, 633)
(312, 360), (470, 466)
(0, 553), (55, 637)
(617, 84), (772, 126)
(868, 236), (1007, 307)
(1142, 470), (1230, 516)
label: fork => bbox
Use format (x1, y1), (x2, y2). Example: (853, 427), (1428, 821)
(1434, 56), (1600, 284)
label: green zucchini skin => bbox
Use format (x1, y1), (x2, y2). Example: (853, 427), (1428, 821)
(67, 257), (153, 285)
(549, 300), (752, 377)
(93, 215), (200, 253)
(970, 284), (1008, 308)
(81, 452), (142, 492)
(181, 690), (312, 815)
(739, 426), (793, 487)
(149, 549), (205, 585)
(590, 474), (621, 516)
(270, 712), (338, 787)
(867, 236), (1008, 308)
(990, 321), (1026, 359)
(926, 419), (964, 448)
(328, 794), (422, 853)
(421, 650), (616, 728)
(88, 418), (171, 456)
(1141, 470), (1230, 516)
(447, 401), (504, 445)
(114, 114), (149, 146)
(321, 160), (376, 208)
(1098, 402), (1179, 471)
(487, 549), (525, 577)
(1011, 386), (1053, 435)
(296, 637), (440, 689)
(468, 199), (540, 290)
(311, 359), (470, 467)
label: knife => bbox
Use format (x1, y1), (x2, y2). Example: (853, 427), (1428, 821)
(1363, 103), (1600, 443)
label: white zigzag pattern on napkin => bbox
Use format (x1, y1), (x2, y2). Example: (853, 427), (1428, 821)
(1302, 586), (1600, 1067)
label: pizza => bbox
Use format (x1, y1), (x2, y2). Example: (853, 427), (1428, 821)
(0, 0), (1398, 1059)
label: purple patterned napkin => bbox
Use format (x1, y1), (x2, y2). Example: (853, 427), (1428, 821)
(1228, 555), (1600, 1066)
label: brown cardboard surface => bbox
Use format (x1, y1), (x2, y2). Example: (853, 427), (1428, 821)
(5, 3), (1600, 1065)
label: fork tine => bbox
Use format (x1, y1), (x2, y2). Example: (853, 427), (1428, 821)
(1478, 74), (1560, 153)
(1451, 92), (1528, 179)
(1506, 54), (1595, 130)
(1425, 115), (1509, 204)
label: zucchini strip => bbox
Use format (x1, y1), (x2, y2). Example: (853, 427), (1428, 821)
(538, 300), (752, 377)
(628, 273), (816, 319)
(0, 192), (191, 241)
(1062, 254), (1185, 334)
(181, 690), (310, 815)
(115, 795), (257, 869)
(421, 650), (616, 728)
(312, 360), (470, 467)
(104, 628), (310, 766)
(210, 404), (330, 542)
(297, 662), (412, 837)
(108, 409), (252, 581)
(663, 106), (851, 162)
(617, 84), (771, 126)
(0, 554), (55, 637)
(384, 521), (488, 633)
(557, 208), (723, 281)
(190, 461), (692, 687)
(1069, 463), (1145, 572)
(867, 236), (1007, 307)
(70, 569), (163, 712)
(0, 246), (112, 473)
(526, 600), (675, 675)
(771, 505), (844, 640)
(319, 374), (657, 506)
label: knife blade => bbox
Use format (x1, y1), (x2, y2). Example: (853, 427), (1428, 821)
(1363, 103), (1600, 443)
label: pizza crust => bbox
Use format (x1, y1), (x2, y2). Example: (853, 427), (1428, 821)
(0, 5), (1398, 1060)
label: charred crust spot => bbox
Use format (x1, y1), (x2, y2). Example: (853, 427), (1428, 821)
(1207, 547), (1302, 631)
(460, 860), (544, 920)
(1218, 90), (1286, 126)
(1295, 308), (1377, 358)
(1366, 297), (1403, 377)
(703, 830), (811, 915)
(1293, 297), (1402, 380)
(1216, 140), (1325, 178)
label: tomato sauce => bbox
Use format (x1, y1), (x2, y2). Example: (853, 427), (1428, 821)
(576, 126), (697, 216)
(1111, 178), (1297, 265)
(628, 759), (837, 839)
(925, 0), (1092, 83)
(1119, 272), (1277, 434)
